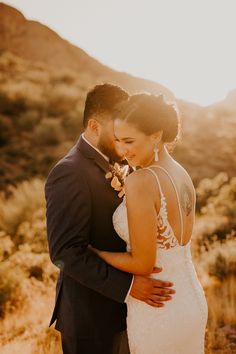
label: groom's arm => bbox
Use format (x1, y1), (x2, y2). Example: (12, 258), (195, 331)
(45, 162), (132, 303)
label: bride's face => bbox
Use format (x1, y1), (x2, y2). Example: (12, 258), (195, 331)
(114, 119), (155, 167)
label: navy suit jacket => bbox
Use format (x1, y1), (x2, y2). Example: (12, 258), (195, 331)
(45, 136), (133, 338)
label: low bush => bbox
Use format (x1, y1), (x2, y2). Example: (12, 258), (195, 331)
(34, 118), (64, 145)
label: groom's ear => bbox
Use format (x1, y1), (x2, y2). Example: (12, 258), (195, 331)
(87, 117), (101, 137)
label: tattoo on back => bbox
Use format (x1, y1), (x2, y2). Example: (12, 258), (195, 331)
(180, 183), (193, 216)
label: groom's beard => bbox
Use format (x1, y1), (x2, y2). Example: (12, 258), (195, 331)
(97, 135), (123, 163)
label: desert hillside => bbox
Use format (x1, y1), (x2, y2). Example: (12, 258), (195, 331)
(175, 94), (236, 182)
(0, 49), (236, 190)
(0, 3), (173, 96)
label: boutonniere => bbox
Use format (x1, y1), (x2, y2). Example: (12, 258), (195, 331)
(105, 162), (130, 198)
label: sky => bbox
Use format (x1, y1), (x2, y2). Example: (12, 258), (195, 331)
(3, 0), (236, 105)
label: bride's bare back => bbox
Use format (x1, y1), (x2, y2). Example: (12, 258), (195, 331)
(147, 162), (196, 247)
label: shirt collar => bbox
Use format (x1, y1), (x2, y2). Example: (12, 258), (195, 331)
(82, 134), (109, 162)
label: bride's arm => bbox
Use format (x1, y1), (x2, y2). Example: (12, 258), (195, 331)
(91, 170), (159, 276)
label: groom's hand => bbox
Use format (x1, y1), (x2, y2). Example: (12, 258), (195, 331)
(130, 267), (175, 307)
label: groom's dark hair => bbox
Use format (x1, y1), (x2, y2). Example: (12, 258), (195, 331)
(83, 83), (129, 128)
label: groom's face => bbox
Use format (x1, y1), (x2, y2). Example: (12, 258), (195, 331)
(97, 118), (124, 162)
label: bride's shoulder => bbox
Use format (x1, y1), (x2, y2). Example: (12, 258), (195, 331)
(125, 168), (156, 192)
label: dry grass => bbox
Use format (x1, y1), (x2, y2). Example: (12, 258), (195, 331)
(205, 276), (236, 354)
(0, 179), (45, 236)
(32, 328), (62, 354)
(0, 277), (62, 354)
(191, 230), (236, 353)
(0, 176), (235, 353)
(1, 268), (235, 354)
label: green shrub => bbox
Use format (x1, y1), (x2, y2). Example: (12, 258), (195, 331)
(0, 178), (45, 236)
(17, 110), (41, 131)
(47, 84), (79, 116)
(0, 90), (27, 115)
(194, 235), (236, 281)
(0, 114), (13, 146)
(62, 109), (83, 140)
(34, 118), (64, 145)
(195, 173), (236, 243)
(196, 172), (229, 212)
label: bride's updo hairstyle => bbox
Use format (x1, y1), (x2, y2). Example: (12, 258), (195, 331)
(113, 93), (180, 143)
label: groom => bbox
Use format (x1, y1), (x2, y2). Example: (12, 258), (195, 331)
(45, 83), (175, 354)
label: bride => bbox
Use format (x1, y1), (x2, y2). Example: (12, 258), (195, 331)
(91, 93), (208, 354)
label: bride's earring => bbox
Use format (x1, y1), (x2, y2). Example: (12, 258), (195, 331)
(154, 144), (159, 162)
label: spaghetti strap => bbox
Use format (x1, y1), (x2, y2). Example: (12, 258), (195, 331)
(147, 165), (184, 245)
(144, 167), (164, 198)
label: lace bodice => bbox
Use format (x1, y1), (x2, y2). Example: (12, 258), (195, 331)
(113, 166), (184, 251)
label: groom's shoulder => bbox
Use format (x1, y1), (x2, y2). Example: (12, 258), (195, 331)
(45, 143), (87, 185)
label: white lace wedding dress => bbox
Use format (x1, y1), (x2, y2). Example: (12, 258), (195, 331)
(113, 166), (208, 354)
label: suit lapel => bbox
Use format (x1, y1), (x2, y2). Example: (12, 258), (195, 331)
(94, 159), (110, 173)
(76, 135), (135, 176)
(76, 136), (110, 173)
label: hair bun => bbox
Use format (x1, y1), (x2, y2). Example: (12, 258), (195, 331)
(114, 93), (180, 143)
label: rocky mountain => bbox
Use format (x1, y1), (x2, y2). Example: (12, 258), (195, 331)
(175, 95), (236, 182)
(0, 3), (173, 97)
